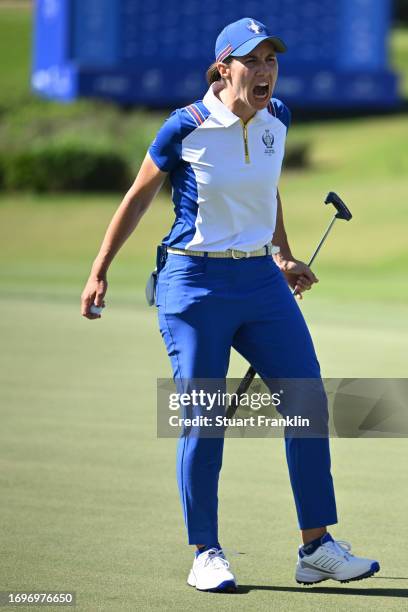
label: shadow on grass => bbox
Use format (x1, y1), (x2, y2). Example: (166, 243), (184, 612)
(236, 580), (408, 597)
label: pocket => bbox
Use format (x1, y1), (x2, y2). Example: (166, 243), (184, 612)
(166, 254), (207, 278)
(162, 255), (208, 314)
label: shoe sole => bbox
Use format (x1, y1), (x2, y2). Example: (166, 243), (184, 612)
(188, 581), (238, 593)
(187, 572), (237, 593)
(296, 562), (380, 585)
(202, 581), (238, 593)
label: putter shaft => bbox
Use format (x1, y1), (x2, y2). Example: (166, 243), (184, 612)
(307, 216), (337, 269)
(227, 213), (342, 421)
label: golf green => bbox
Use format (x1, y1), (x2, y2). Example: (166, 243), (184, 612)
(1, 295), (407, 611)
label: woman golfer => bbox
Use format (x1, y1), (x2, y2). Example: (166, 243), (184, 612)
(81, 17), (379, 593)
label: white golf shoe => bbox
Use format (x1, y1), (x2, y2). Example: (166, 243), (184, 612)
(296, 533), (380, 584)
(187, 547), (237, 592)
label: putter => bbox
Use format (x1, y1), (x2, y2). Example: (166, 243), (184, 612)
(226, 191), (352, 421)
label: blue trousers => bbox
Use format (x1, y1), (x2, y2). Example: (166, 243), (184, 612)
(157, 253), (338, 545)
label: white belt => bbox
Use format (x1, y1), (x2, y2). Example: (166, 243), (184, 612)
(167, 242), (280, 259)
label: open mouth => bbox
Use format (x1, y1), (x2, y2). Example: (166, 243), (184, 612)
(253, 83), (269, 100)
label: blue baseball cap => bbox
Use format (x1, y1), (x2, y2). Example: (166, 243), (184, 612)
(215, 17), (287, 63)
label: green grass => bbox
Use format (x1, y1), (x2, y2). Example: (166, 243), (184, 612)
(0, 6), (32, 108)
(1, 298), (407, 611)
(1, 116), (408, 607)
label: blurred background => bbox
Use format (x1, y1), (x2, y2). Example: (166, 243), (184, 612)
(1, 2), (407, 610)
(0, 0), (407, 299)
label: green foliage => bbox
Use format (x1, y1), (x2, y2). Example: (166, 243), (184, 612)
(0, 6), (405, 192)
(283, 141), (311, 169)
(4, 145), (132, 192)
(0, 152), (5, 189)
(0, 93), (312, 189)
(391, 27), (408, 97)
(0, 97), (311, 191)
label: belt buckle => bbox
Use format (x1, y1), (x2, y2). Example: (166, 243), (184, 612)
(231, 249), (249, 259)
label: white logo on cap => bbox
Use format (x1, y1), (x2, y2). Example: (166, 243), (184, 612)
(247, 20), (263, 34)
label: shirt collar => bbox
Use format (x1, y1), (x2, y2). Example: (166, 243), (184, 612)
(203, 83), (273, 127)
(203, 84), (240, 127)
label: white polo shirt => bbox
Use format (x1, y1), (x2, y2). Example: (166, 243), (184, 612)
(149, 83), (291, 252)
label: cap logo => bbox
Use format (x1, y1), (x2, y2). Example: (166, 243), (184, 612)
(247, 19), (264, 34)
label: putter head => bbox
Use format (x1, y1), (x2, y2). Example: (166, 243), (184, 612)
(325, 192), (352, 221)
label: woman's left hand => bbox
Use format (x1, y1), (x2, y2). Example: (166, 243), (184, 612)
(277, 259), (318, 299)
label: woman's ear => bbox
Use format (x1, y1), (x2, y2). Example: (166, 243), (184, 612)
(217, 61), (231, 80)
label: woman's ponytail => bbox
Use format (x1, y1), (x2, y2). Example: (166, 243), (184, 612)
(206, 57), (232, 85)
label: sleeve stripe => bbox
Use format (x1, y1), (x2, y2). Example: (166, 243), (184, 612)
(193, 104), (206, 122)
(269, 98), (291, 130)
(186, 104), (204, 125)
(185, 106), (200, 126)
(267, 101), (276, 117)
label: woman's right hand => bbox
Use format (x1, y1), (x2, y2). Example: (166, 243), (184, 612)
(81, 275), (108, 320)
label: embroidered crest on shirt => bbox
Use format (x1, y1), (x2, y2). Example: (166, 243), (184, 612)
(247, 20), (264, 34)
(262, 129), (275, 155)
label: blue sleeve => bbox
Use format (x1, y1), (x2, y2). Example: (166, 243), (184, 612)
(272, 98), (291, 131)
(148, 110), (182, 172)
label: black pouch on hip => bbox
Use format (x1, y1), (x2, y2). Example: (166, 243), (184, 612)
(145, 244), (167, 307)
